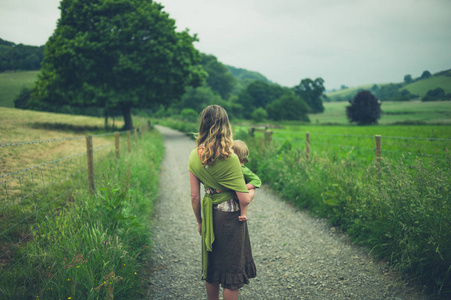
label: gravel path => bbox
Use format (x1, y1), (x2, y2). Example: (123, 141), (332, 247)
(147, 126), (429, 300)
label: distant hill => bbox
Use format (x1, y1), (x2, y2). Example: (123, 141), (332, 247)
(226, 65), (271, 94)
(0, 38), (45, 72)
(0, 70), (39, 107)
(401, 70), (451, 97)
(327, 69), (451, 101)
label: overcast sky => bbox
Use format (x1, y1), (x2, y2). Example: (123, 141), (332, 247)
(1, 0), (450, 90)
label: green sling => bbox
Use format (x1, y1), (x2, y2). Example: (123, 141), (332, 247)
(188, 148), (248, 280)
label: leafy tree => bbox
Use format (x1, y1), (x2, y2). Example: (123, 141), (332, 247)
(421, 70), (432, 79)
(266, 94), (309, 121)
(404, 74), (413, 83)
(32, 0), (204, 129)
(174, 86), (222, 113)
(180, 108), (198, 122)
(14, 87), (32, 109)
(373, 83), (417, 101)
(293, 78), (325, 113)
(201, 54), (236, 99)
(0, 39), (45, 71)
(346, 91), (381, 125)
(236, 81), (289, 119)
(251, 107), (268, 122)
(422, 87), (447, 101)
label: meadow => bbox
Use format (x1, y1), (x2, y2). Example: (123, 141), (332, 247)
(0, 108), (163, 299)
(156, 101), (451, 297)
(308, 100), (451, 125)
(0, 71), (39, 107)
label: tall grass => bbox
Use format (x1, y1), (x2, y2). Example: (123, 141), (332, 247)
(0, 129), (164, 299)
(158, 117), (451, 297)
(239, 133), (451, 297)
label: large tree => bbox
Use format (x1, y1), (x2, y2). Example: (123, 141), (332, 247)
(346, 91), (381, 125)
(293, 78), (326, 113)
(235, 81), (289, 119)
(32, 0), (203, 129)
(201, 54), (236, 100)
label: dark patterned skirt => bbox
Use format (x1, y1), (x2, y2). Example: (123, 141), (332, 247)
(205, 209), (257, 290)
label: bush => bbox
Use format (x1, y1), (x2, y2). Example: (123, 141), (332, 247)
(245, 136), (451, 297)
(251, 107), (268, 122)
(180, 108), (198, 122)
(346, 91), (381, 125)
(266, 94), (310, 122)
(422, 87), (451, 101)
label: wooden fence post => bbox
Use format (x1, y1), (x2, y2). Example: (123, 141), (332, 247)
(265, 130), (273, 143)
(127, 131), (131, 153)
(375, 135), (382, 168)
(147, 120), (151, 129)
(306, 132), (310, 159)
(115, 132), (120, 159)
(85, 135), (95, 193)
(134, 128), (138, 145)
(249, 127), (255, 137)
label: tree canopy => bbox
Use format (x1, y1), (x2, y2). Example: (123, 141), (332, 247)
(31, 0), (204, 129)
(346, 91), (381, 125)
(0, 38), (44, 72)
(293, 78), (325, 113)
(266, 94), (309, 121)
(200, 54), (236, 99)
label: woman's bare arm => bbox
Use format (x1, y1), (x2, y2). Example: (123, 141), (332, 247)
(190, 171), (202, 235)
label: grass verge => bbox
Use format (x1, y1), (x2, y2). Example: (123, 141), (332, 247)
(160, 118), (451, 298)
(0, 128), (164, 299)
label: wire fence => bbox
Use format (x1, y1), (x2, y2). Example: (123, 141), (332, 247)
(0, 125), (147, 297)
(250, 127), (451, 168)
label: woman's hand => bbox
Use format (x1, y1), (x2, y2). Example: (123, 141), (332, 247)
(197, 222), (202, 235)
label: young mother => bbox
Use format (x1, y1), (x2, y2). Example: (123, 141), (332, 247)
(189, 105), (257, 300)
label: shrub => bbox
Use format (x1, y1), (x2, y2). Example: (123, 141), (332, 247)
(251, 107), (268, 122)
(180, 108), (198, 122)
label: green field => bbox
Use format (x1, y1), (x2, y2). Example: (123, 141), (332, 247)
(326, 84), (375, 100)
(402, 75), (451, 97)
(326, 69), (451, 101)
(308, 100), (451, 125)
(0, 70), (39, 107)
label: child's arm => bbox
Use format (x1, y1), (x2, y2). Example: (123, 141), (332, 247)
(242, 166), (262, 189)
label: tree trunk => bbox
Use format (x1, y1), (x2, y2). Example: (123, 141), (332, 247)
(104, 114), (109, 129)
(122, 106), (133, 130)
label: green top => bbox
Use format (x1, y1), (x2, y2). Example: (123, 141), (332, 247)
(188, 148), (248, 279)
(242, 165), (262, 188)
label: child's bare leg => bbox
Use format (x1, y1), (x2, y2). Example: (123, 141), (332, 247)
(238, 202), (248, 222)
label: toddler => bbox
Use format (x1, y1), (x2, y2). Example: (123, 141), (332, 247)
(232, 140), (261, 222)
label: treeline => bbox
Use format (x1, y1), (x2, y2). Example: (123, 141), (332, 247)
(330, 69), (451, 102)
(159, 53), (327, 122)
(0, 38), (44, 72)
(7, 0), (326, 126)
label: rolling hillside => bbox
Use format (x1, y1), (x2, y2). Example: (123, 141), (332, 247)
(0, 70), (39, 107)
(327, 69), (451, 101)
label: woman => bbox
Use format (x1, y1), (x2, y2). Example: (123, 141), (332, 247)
(188, 105), (257, 300)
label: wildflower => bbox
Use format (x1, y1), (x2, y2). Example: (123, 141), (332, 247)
(134, 272), (137, 275)
(77, 266), (80, 268)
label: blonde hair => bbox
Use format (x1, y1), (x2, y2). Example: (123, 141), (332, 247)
(232, 140), (249, 164)
(196, 105), (233, 165)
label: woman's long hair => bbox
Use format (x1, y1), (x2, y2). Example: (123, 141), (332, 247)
(196, 105), (233, 165)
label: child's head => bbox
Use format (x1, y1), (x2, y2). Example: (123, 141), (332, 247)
(232, 140), (249, 164)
